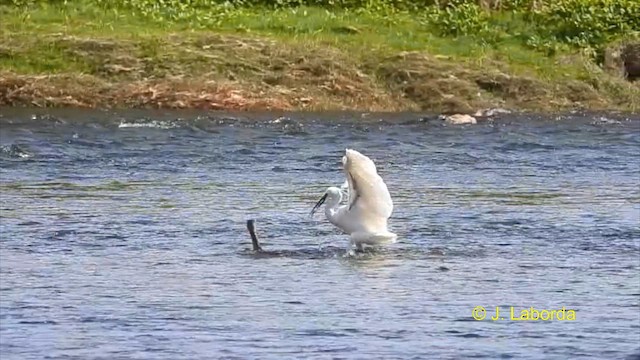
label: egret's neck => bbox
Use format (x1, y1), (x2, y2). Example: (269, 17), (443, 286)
(324, 192), (342, 218)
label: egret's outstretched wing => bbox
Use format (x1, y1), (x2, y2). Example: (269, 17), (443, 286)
(339, 179), (349, 200)
(342, 149), (393, 222)
(341, 155), (358, 210)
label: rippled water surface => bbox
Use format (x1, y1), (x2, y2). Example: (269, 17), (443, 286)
(1, 109), (639, 359)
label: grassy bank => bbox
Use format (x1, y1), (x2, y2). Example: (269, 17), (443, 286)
(1, 0), (639, 113)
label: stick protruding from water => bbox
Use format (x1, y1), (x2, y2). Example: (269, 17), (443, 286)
(246, 219), (262, 252)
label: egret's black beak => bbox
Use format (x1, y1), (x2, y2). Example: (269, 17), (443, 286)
(310, 193), (327, 216)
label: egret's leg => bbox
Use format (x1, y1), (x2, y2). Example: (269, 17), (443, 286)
(347, 238), (363, 256)
(349, 233), (366, 254)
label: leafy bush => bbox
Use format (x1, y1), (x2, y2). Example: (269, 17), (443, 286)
(531, 0), (640, 47)
(93, 0), (237, 26)
(224, 0), (438, 10)
(91, 0), (442, 12)
(5, 0), (638, 51)
(423, 0), (490, 37)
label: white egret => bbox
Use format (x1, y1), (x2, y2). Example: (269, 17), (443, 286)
(310, 149), (397, 250)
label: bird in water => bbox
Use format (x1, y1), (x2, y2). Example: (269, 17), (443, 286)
(310, 148), (396, 251)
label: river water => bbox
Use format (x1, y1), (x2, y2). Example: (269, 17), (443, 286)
(0, 109), (639, 359)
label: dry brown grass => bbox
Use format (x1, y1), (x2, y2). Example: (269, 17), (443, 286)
(0, 73), (293, 110)
(1, 34), (639, 113)
(373, 50), (639, 112)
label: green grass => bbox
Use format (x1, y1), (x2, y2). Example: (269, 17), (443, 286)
(1, 1), (638, 111)
(0, 3), (564, 75)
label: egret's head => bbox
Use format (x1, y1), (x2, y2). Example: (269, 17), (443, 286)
(310, 187), (342, 216)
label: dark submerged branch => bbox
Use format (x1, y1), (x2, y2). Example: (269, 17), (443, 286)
(246, 219), (262, 252)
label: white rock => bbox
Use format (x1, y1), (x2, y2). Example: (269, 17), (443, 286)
(442, 114), (477, 125)
(473, 108), (511, 117)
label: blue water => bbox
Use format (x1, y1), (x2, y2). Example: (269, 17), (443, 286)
(1, 109), (639, 359)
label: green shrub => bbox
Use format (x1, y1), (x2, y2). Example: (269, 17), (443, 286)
(225, 0), (438, 10)
(93, 0), (236, 26)
(4, 0), (638, 52)
(423, 0), (490, 37)
(531, 0), (640, 47)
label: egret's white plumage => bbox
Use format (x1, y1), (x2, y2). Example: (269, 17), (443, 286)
(311, 149), (396, 250)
